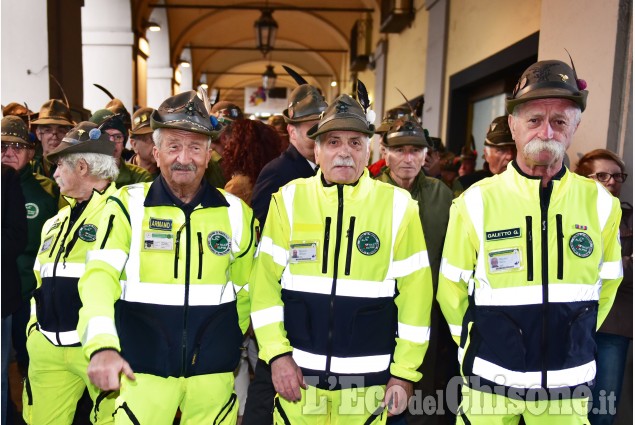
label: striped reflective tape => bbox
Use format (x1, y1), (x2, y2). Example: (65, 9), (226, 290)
(599, 260), (623, 280)
(398, 322), (430, 344)
(391, 250), (429, 278)
(39, 262), (85, 279)
(119, 281), (236, 306)
(281, 272), (396, 298)
(473, 282), (602, 306)
(87, 249), (128, 272)
(258, 236), (288, 267)
(251, 306), (284, 329)
(293, 348), (391, 374)
(39, 327), (80, 346)
(82, 315), (118, 346)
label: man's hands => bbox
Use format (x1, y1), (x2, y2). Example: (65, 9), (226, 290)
(271, 355), (306, 402)
(384, 377), (413, 416)
(87, 349), (136, 391)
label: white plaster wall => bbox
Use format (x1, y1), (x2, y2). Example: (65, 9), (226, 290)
(146, 5), (173, 107)
(1, 0), (50, 109)
(82, 0), (134, 115)
(538, 0), (621, 162)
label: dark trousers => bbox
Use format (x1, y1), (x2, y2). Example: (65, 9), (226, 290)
(242, 359), (276, 425)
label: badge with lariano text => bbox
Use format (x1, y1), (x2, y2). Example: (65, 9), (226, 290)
(290, 242), (317, 263)
(208, 231), (231, 255)
(569, 232), (593, 258)
(488, 248), (522, 273)
(486, 228), (521, 241)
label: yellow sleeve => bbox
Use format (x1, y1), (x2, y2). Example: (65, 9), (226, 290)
(249, 193), (293, 362)
(597, 197), (624, 328)
(436, 199), (477, 346)
(390, 198), (433, 382)
(77, 191), (130, 358)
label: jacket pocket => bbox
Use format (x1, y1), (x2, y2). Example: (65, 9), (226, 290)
(281, 292), (312, 349)
(473, 308), (526, 371)
(213, 393), (237, 424)
(189, 304), (242, 375)
(566, 304), (598, 364)
(115, 301), (172, 377)
(349, 300), (396, 354)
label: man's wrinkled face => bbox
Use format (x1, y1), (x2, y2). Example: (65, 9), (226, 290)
(509, 99), (580, 168)
(1, 142), (35, 171)
(53, 157), (82, 198)
(154, 129), (211, 190)
(385, 145), (425, 183)
(36, 125), (72, 155)
(315, 130), (370, 184)
(130, 133), (156, 164)
(483, 145), (516, 175)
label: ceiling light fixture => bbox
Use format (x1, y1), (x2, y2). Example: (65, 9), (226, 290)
(178, 59), (191, 68)
(144, 21), (161, 32)
(262, 65), (277, 90)
(330, 80), (338, 87)
(254, 8), (278, 56)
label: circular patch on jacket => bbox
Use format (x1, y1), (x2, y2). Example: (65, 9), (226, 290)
(569, 232), (593, 258)
(208, 231), (231, 255)
(78, 224), (98, 242)
(25, 203), (39, 219)
(356, 231), (380, 256)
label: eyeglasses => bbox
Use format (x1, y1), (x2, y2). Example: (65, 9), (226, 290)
(38, 127), (71, 137)
(1, 143), (33, 153)
(108, 134), (125, 143)
(588, 172), (628, 183)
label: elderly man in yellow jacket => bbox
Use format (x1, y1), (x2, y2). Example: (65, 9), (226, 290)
(77, 91), (258, 424)
(250, 93), (433, 424)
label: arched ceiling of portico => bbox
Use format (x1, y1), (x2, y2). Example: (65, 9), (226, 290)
(133, 0), (378, 103)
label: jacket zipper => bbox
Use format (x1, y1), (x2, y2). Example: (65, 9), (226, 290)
(181, 214), (192, 376)
(197, 232), (203, 280)
(50, 217), (76, 345)
(325, 185), (344, 378)
(48, 217), (68, 258)
(322, 217), (331, 274)
(344, 216), (356, 275)
(540, 187), (551, 389)
(556, 214), (564, 280)
(525, 216), (533, 281)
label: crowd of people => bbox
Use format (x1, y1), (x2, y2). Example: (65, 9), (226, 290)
(0, 58), (631, 425)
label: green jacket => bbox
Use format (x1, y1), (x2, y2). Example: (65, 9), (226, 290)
(376, 168), (453, 287)
(17, 164), (59, 300)
(115, 161), (153, 188)
(204, 150), (226, 188)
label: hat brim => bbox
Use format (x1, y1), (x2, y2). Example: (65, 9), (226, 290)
(307, 119), (375, 140)
(31, 117), (74, 126)
(484, 138), (516, 147)
(130, 126), (154, 136)
(150, 110), (217, 138)
(46, 140), (115, 163)
(1, 135), (31, 144)
(282, 108), (322, 124)
(382, 135), (430, 148)
(505, 88), (588, 114)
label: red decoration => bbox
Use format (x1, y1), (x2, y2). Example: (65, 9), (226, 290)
(577, 79), (587, 90)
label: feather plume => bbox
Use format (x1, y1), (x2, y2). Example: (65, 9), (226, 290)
(564, 48), (578, 79)
(198, 86), (213, 114)
(395, 87), (421, 125)
(50, 74), (70, 108)
(93, 83), (116, 100)
(356, 79), (370, 112)
(282, 66), (308, 86)
(23, 102), (31, 129)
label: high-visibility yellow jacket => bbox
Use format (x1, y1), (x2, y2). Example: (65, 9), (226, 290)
(437, 163), (623, 399)
(77, 177), (257, 378)
(250, 169), (433, 389)
(30, 183), (118, 346)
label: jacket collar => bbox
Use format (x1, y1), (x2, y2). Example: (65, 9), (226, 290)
(144, 175), (229, 208)
(511, 160), (567, 182)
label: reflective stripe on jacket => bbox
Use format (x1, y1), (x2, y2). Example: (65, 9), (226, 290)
(31, 182), (118, 346)
(437, 163), (623, 399)
(78, 178), (257, 378)
(251, 169), (433, 389)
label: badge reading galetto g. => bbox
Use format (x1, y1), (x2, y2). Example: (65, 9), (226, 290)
(486, 228), (521, 241)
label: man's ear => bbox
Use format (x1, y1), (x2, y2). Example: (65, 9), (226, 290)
(77, 158), (90, 176)
(152, 146), (160, 167)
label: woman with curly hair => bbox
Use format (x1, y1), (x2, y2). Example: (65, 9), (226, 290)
(221, 119), (283, 205)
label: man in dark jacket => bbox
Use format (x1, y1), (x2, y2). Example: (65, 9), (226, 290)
(1, 116), (59, 378)
(1, 164), (28, 425)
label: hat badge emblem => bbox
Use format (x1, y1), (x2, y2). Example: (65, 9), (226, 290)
(77, 129), (85, 137)
(185, 101), (196, 116)
(559, 74), (569, 82)
(335, 102), (349, 113)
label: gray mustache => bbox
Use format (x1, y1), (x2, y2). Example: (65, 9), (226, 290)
(333, 158), (355, 167)
(171, 163), (196, 171)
